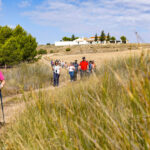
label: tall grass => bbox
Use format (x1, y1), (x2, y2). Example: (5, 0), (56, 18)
(2, 63), (53, 96)
(0, 52), (150, 149)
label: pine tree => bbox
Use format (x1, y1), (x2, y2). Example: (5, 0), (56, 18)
(71, 34), (75, 41)
(106, 33), (111, 41)
(0, 25), (37, 66)
(95, 33), (98, 42)
(100, 30), (106, 42)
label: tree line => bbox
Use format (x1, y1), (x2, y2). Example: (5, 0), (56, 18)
(62, 35), (79, 41)
(95, 30), (127, 42)
(0, 25), (37, 67)
(62, 32), (127, 43)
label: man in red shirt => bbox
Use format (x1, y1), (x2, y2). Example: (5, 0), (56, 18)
(79, 57), (89, 78)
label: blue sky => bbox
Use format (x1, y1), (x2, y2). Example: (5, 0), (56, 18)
(0, 0), (150, 44)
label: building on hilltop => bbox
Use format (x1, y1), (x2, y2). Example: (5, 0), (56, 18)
(55, 37), (129, 46)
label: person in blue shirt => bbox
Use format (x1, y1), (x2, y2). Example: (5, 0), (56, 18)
(89, 61), (93, 74)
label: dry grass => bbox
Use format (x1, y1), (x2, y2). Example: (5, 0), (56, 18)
(45, 49), (146, 69)
(38, 43), (150, 55)
(0, 51), (150, 149)
(2, 63), (53, 97)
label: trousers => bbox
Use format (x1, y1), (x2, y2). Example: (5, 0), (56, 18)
(53, 73), (60, 86)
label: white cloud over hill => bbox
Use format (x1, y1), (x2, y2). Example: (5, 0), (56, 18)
(22, 0), (150, 41)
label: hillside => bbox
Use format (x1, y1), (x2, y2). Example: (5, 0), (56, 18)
(37, 43), (150, 54)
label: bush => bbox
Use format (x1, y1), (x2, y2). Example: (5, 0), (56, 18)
(50, 50), (54, 53)
(66, 48), (71, 52)
(37, 49), (47, 55)
(46, 43), (51, 45)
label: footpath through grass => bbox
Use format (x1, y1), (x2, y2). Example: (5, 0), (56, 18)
(0, 52), (150, 149)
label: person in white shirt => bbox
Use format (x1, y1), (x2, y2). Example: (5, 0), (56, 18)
(68, 62), (75, 81)
(53, 61), (61, 86)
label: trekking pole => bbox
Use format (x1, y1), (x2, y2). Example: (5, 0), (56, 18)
(0, 91), (5, 124)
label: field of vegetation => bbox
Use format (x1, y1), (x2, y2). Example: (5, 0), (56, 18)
(1, 63), (53, 97)
(37, 43), (150, 54)
(0, 51), (150, 149)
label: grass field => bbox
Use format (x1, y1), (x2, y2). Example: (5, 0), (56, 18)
(2, 63), (53, 97)
(0, 51), (150, 149)
(37, 43), (150, 54)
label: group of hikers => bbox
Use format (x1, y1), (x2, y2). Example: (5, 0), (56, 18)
(51, 57), (96, 86)
(0, 57), (96, 123)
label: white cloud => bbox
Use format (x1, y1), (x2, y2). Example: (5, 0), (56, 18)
(22, 0), (150, 41)
(18, 0), (31, 8)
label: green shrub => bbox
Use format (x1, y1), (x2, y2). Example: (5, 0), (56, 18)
(37, 49), (47, 55)
(50, 50), (54, 53)
(46, 43), (51, 45)
(66, 48), (71, 52)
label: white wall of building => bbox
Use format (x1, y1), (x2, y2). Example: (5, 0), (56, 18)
(55, 41), (89, 46)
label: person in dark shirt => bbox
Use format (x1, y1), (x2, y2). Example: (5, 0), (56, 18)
(74, 60), (79, 81)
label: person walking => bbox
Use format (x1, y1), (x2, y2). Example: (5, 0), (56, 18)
(53, 61), (61, 86)
(0, 70), (5, 123)
(79, 57), (89, 78)
(89, 61), (93, 75)
(68, 62), (75, 82)
(50, 60), (54, 67)
(74, 60), (79, 81)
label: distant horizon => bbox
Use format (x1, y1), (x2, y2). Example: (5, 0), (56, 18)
(0, 0), (149, 44)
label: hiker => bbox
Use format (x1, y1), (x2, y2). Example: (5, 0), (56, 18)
(53, 61), (61, 86)
(0, 71), (5, 89)
(68, 62), (75, 82)
(61, 61), (65, 68)
(0, 70), (5, 123)
(79, 57), (89, 78)
(50, 60), (54, 67)
(89, 61), (93, 74)
(74, 60), (79, 81)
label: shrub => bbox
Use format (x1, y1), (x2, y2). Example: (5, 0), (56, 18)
(46, 43), (51, 45)
(50, 50), (54, 53)
(37, 49), (47, 55)
(66, 48), (71, 52)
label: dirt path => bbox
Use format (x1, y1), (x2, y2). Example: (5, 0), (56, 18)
(0, 49), (148, 132)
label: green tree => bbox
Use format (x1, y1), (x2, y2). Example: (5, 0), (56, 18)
(111, 36), (116, 41)
(1, 37), (22, 66)
(106, 33), (111, 41)
(71, 34), (75, 41)
(0, 25), (13, 45)
(0, 25), (37, 66)
(95, 34), (98, 42)
(18, 34), (37, 61)
(120, 36), (127, 43)
(13, 25), (27, 37)
(62, 37), (71, 41)
(100, 30), (106, 42)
